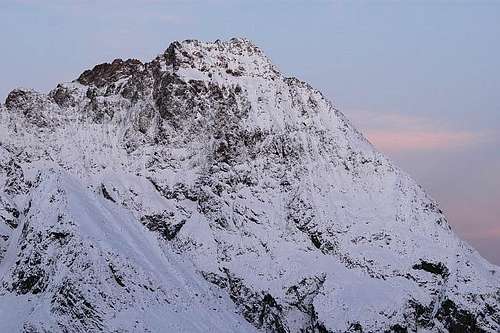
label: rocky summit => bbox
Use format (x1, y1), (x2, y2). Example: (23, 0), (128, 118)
(0, 38), (498, 332)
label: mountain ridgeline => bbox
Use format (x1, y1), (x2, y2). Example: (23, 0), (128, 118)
(0, 38), (498, 332)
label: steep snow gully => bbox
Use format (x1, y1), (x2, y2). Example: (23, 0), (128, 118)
(0, 38), (498, 332)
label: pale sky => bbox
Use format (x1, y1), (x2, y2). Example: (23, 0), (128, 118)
(1, 1), (499, 264)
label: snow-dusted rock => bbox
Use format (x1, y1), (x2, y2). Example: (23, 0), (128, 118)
(0, 38), (498, 332)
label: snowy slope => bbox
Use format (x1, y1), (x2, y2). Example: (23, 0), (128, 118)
(0, 38), (498, 332)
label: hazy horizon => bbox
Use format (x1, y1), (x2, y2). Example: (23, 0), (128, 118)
(1, 0), (498, 264)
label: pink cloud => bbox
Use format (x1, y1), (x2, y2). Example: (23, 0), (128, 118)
(365, 130), (484, 152)
(456, 223), (500, 241)
(348, 111), (490, 152)
(443, 198), (500, 240)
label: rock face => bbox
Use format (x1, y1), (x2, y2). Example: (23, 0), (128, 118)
(0, 38), (498, 333)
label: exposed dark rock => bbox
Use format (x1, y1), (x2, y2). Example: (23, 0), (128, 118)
(109, 264), (125, 287)
(436, 299), (483, 333)
(348, 322), (363, 332)
(203, 269), (289, 332)
(51, 281), (104, 331)
(77, 58), (143, 88)
(412, 260), (449, 279)
(101, 184), (115, 203)
(49, 84), (77, 107)
(4, 89), (51, 126)
(386, 324), (408, 333)
(285, 275), (328, 332)
(49, 231), (70, 241)
(12, 268), (46, 294)
(140, 212), (185, 240)
(408, 300), (434, 329)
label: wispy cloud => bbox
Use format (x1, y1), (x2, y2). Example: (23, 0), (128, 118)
(365, 129), (486, 152)
(445, 197), (500, 240)
(349, 111), (491, 152)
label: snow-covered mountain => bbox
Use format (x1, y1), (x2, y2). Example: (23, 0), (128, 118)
(0, 38), (498, 333)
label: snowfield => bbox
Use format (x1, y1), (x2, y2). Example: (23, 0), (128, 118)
(0, 38), (498, 332)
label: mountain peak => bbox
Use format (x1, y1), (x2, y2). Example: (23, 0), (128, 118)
(162, 37), (278, 80)
(172, 37), (263, 54)
(0, 39), (498, 333)
(69, 38), (278, 107)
